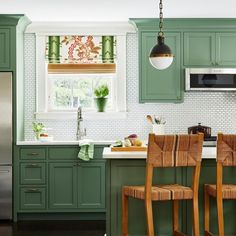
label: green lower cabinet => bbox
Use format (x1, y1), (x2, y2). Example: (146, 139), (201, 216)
(20, 163), (46, 185)
(140, 32), (182, 103)
(78, 162), (105, 209)
(49, 162), (77, 209)
(20, 187), (46, 210)
(49, 161), (106, 211)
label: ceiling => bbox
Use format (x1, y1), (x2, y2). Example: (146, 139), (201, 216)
(1, 0), (236, 22)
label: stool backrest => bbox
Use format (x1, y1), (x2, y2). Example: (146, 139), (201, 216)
(217, 133), (236, 166)
(147, 133), (204, 167)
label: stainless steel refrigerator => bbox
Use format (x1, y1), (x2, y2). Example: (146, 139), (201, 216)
(0, 72), (12, 220)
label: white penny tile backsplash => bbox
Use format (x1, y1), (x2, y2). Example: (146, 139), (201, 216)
(24, 33), (236, 141)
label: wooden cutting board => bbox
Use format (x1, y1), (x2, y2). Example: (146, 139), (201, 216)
(111, 146), (147, 152)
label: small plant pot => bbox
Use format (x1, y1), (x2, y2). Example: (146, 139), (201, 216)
(94, 97), (108, 112)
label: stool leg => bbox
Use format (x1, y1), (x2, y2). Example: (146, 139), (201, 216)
(122, 189), (128, 236)
(145, 199), (154, 236)
(204, 186), (210, 234)
(172, 200), (179, 235)
(216, 195), (224, 236)
(193, 196), (200, 236)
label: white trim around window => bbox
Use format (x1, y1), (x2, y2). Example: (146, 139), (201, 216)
(27, 22), (135, 120)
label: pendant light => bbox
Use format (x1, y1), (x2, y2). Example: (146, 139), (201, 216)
(149, 0), (174, 70)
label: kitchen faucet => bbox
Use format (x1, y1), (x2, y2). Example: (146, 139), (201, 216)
(76, 106), (86, 140)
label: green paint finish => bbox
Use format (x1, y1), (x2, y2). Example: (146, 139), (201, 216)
(0, 28), (11, 68)
(78, 161), (105, 209)
(20, 148), (46, 160)
(48, 147), (79, 160)
(20, 187), (46, 210)
(20, 163), (46, 185)
(184, 32), (236, 67)
(184, 32), (215, 66)
(48, 36), (60, 63)
(49, 162), (77, 209)
(216, 32), (236, 66)
(140, 32), (182, 103)
(108, 160), (184, 236)
(102, 36), (114, 63)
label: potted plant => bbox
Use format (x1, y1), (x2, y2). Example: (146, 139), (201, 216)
(94, 84), (109, 112)
(32, 121), (44, 140)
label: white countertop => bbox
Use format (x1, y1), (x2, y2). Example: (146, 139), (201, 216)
(103, 147), (217, 159)
(17, 140), (114, 146)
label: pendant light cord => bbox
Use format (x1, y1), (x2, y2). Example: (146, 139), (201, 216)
(158, 0), (164, 37)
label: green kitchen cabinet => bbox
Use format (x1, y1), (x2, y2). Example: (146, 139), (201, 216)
(20, 187), (46, 210)
(49, 162), (77, 209)
(139, 32), (182, 103)
(184, 32), (236, 66)
(49, 161), (106, 210)
(20, 162), (46, 185)
(78, 161), (105, 209)
(0, 28), (12, 69)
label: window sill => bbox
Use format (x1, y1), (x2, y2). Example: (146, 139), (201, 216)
(35, 111), (127, 120)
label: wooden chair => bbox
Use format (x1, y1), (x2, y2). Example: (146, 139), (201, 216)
(204, 133), (236, 236)
(122, 133), (204, 236)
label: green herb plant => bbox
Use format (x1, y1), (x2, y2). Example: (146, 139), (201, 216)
(32, 122), (45, 139)
(94, 84), (109, 98)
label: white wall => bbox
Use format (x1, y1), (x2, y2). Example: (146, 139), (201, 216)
(1, 0), (236, 21)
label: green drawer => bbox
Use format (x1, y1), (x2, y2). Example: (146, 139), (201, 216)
(20, 148), (46, 160)
(20, 163), (46, 185)
(20, 187), (46, 210)
(48, 147), (79, 160)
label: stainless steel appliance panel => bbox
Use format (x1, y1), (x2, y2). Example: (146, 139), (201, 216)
(0, 165), (12, 219)
(0, 72), (12, 165)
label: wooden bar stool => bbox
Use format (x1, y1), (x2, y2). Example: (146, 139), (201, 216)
(122, 133), (204, 236)
(204, 133), (236, 236)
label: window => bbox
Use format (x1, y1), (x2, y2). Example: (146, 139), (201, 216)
(28, 22), (134, 119)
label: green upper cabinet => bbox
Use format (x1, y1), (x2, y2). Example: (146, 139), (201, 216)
(184, 32), (215, 66)
(216, 33), (236, 66)
(0, 28), (12, 69)
(140, 32), (182, 103)
(184, 32), (236, 66)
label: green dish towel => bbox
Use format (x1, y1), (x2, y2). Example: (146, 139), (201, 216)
(78, 139), (94, 161)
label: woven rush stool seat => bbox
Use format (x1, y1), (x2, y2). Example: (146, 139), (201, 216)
(205, 184), (236, 199)
(204, 133), (236, 236)
(122, 133), (204, 236)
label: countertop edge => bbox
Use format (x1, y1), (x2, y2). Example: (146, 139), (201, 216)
(16, 140), (114, 146)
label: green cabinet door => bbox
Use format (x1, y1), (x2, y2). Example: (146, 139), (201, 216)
(49, 162), (77, 209)
(78, 161), (105, 209)
(140, 32), (182, 103)
(0, 28), (11, 69)
(20, 187), (46, 210)
(216, 32), (236, 66)
(184, 32), (215, 66)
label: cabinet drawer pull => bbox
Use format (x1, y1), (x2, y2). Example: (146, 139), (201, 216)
(25, 189), (40, 193)
(73, 163), (81, 166)
(26, 164), (40, 167)
(27, 152), (39, 156)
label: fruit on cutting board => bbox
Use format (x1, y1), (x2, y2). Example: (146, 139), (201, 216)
(134, 139), (142, 146)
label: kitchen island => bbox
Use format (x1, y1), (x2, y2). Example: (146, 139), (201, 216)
(104, 147), (236, 236)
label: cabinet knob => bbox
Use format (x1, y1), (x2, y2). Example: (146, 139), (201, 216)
(211, 62), (215, 66)
(215, 62), (219, 66)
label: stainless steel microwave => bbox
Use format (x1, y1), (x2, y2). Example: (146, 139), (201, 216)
(185, 68), (236, 91)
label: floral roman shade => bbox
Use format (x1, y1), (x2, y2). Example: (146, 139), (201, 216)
(46, 35), (116, 73)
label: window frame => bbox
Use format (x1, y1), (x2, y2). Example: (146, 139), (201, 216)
(26, 22), (135, 119)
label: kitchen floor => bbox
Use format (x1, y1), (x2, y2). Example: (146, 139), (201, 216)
(0, 220), (106, 236)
